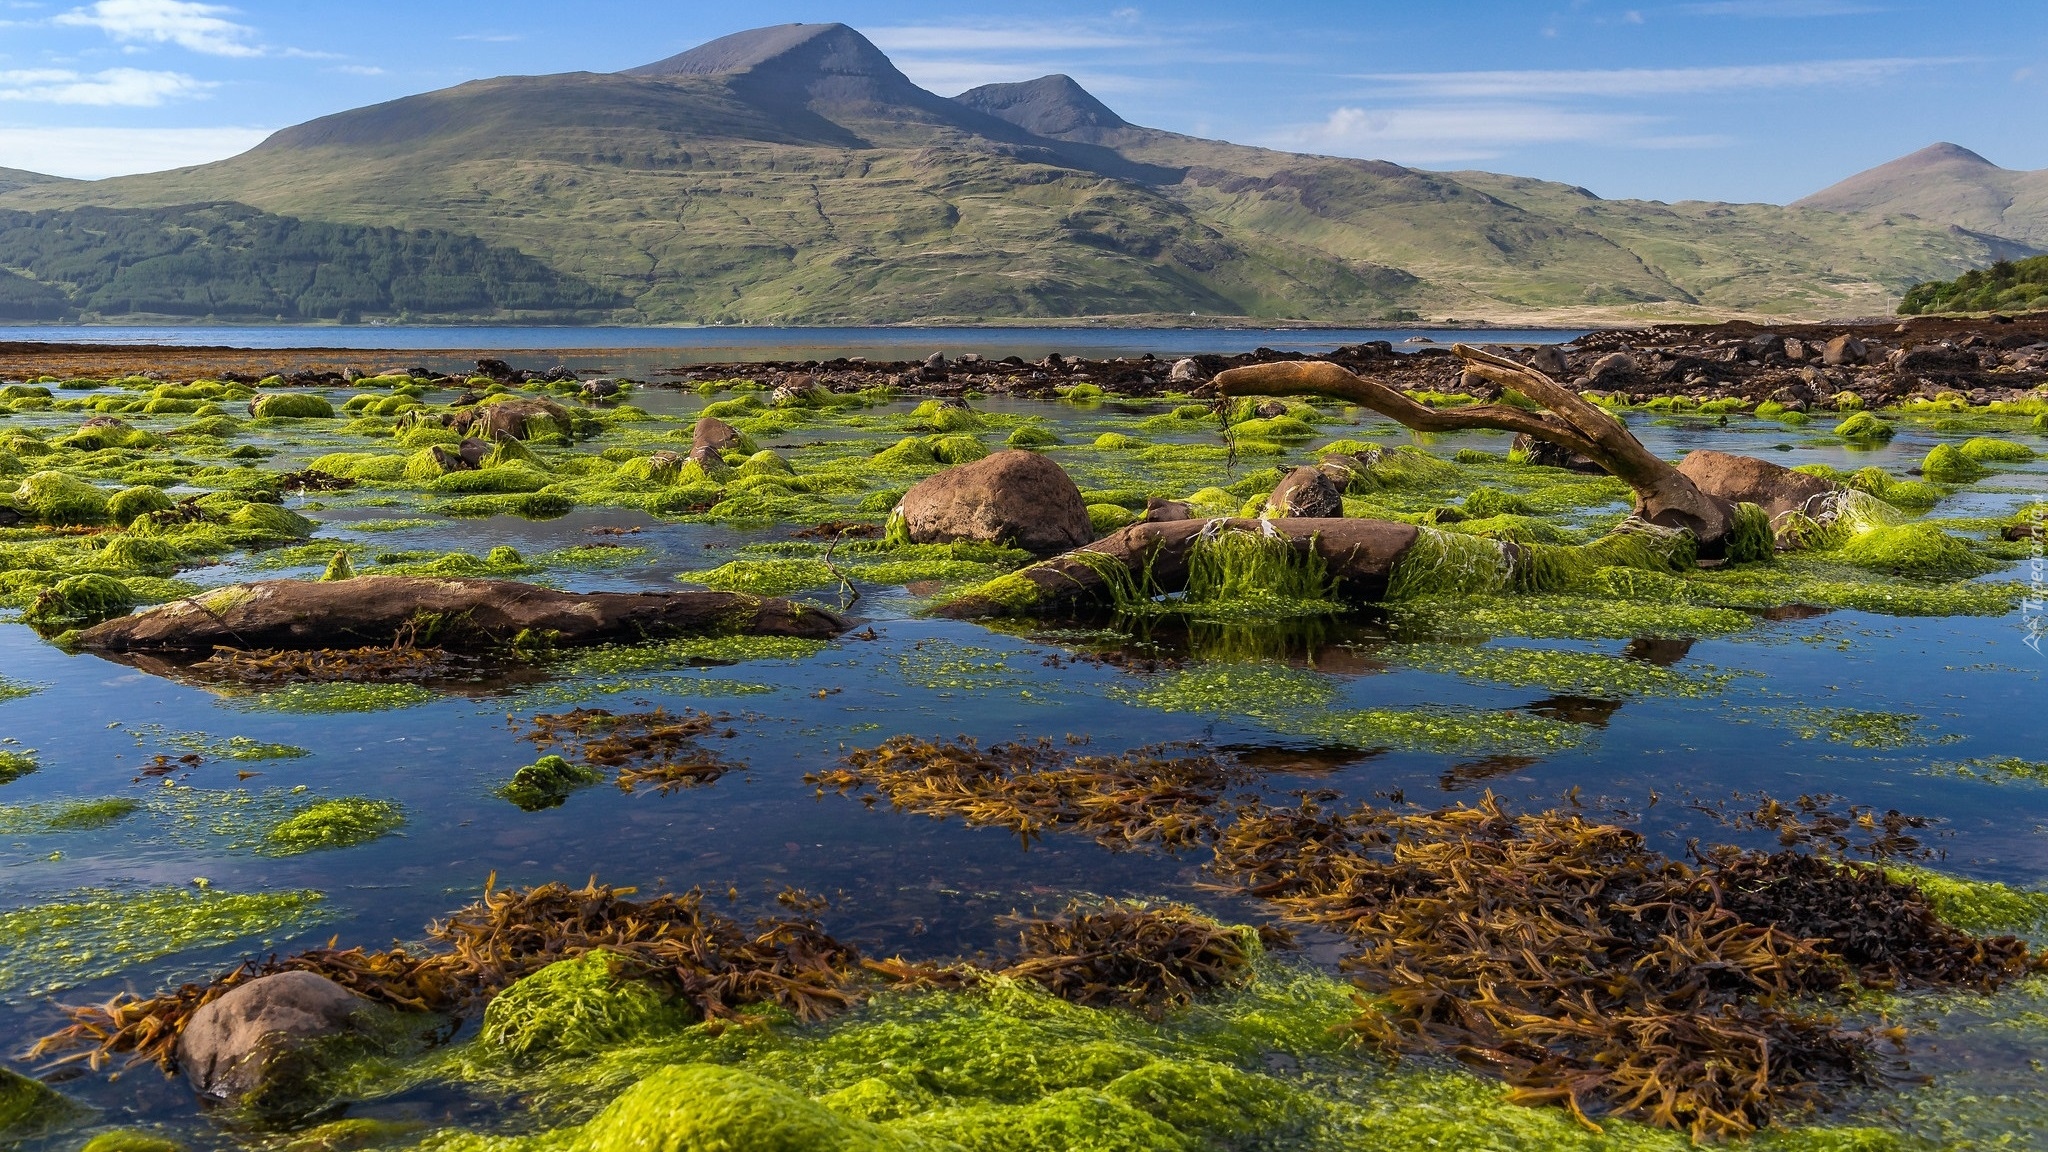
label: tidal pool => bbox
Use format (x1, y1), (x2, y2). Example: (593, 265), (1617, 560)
(2, 368), (2046, 1150)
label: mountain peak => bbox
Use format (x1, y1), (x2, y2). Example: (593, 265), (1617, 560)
(1902, 142), (1998, 168)
(624, 23), (888, 81)
(954, 75), (1129, 141)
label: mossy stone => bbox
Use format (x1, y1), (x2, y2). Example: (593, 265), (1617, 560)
(0, 1066), (87, 1139)
(79, 1131), (185, 1152)
(251, 393), (337, 419)
(14, 471), (110, 525)
(107, 485), (175, 527)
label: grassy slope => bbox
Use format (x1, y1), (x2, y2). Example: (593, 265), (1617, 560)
(0, 72), (2024, 323)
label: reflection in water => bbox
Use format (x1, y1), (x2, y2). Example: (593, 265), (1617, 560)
(1524, 695), (1626, 728)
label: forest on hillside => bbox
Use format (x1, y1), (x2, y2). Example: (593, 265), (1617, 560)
(1900, 256), (2048, 316)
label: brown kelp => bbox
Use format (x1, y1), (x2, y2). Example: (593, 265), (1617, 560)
(32, 879), (864, 1072)
(521, 707), (740, 793)
(1207, 794), (2041, 1139)
(997, 900), (1262, 1016)
(809, 736), (1255, 851)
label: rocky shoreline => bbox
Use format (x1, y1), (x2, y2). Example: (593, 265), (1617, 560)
(3, 313), (2044, 407)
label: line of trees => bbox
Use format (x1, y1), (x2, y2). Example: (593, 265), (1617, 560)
(1899, 256), (2048, 316)
(0, 202), (623, 322)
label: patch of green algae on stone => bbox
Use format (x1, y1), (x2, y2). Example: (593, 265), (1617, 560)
(264, 798), (404, 855)
(1393, 642), (1736, 698)
(231, 682), (438, 714)
(374, 960), (1915, 1152)
(1110, 663), (1585, 756)
(0, 886), (327, 997)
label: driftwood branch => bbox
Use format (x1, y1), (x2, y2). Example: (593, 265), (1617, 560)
(1210, 345), (1737, 550)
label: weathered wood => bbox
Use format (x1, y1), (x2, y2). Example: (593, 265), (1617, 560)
(1211, 345), (1740, 549)
(934, 518), (1420, 619)
(78, 576), (847, 654)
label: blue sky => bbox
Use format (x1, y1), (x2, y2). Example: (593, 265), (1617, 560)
(0, 0), (2041, 202)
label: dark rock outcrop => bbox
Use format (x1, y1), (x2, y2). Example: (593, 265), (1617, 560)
(77, 577), (848, 655)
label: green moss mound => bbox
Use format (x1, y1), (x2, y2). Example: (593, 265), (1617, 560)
(1958, 436), (2036, 463)
(13, 471), (109, 525)
(0, 1066), (86, 1140)
(107, 485), (175, 527)
(78, 1130), (187, 1152)
(1836, 524), (1999, 579)
(27, 574), (135, 622)
(480, 952), (691, 1063)
(1921, 443), (1986, 484)
(0, 750), (36, 786)
(251, 393), (337, 419)
(1087, 504), (1137, 534)
(1006, 426), (1061, 449)
(1833, 412), (1896, 443)
(502, 755), (603, 811)
(264, 798), (404, 855)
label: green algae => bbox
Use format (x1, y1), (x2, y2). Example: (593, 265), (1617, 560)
(1087, 504), (1136, 534)
(1835, 523), (2000, 579)
(681, 559), (834, 596)
(1832, 412), (1896, 443)
(107, 484), (175, 526)
(13, 470), (110, 524)
(27, 573), (137, 621)
(1389, 593), (1756, 641)
(0, 749), (34, 785)
(481, 952), (692, 1063)
(503, 755), (604, 811)
(0, 1066), (87, 1141)
(1395, 642), (1734, 698)
(233, 682), (438, 714)
(265, 798), (405, 855)
(1006, 426), (1061, 449)
(0, 796), (140, 833)
(0, 885), (327, 997)
(1111, 663), (1584, 756)
(1921, 442), (1987, 483)
(1770, 707), (1940, 749)
(1958, 436), (2036, 462)
(250, 394), (337, 419)
(1885, 865), (2048, 940)
(161, 733), (310, 761)
(1929, 756), (2048, 786)
(78, 1129), (186, 1152)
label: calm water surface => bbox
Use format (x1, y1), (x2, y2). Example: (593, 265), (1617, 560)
(0, 384), (2042, 1144)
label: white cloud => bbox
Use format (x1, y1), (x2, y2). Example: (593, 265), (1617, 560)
(54, 0), (260, 57)
(1269, 104), (1738, 165)
(1684, 0), (1880, 15)
(327, 63), (383, 76)
(1353, 57), (1952, 99)
(0, 65), (209, 104)
(0, 124), (267, 177)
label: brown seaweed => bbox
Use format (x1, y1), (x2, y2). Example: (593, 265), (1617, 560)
(1208, 793), (2041, 1139)
(996, 900), (1259, 1016)
(521, 707), (741, 794)
(809, 736), (1254, 851)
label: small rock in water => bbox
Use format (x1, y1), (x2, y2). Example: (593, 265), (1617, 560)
(1168, 358), (1203, 383)
(177, 971), (371, 1114)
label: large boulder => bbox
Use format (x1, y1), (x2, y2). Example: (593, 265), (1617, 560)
(177, 972), (367, 1114)
(1264, 466), (1345, 518)
(448, 398), (570, 442)
(1585, 352), (1638, 386)
(1821, 335), (1868, 368)
(893, 450), (1092, 557)
(689, 416), (748, 466)
(76, 577), (849, 656)
(1676, 449), (1839, 527)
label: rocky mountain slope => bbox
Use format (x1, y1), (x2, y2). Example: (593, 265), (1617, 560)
(1797, 143), (2048, 250)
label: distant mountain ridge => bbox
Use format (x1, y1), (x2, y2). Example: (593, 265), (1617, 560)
(0, 22), (2036, 324)
(1795, 142), (2048, 250)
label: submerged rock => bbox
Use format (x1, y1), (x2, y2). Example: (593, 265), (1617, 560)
(1263, 467), (1345, 519)
(1509, 433), (1603, 473)
(177, 972), (368, 1114)
(75, 577), (849, 656)
(0, 1065), (87, 1139)
(893, 450), (1092, 557)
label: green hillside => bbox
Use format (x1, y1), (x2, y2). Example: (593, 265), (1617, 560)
(1900, 255), (2048, 315)
(0, 203), (621, 322)
(0, 23), (2036, 325)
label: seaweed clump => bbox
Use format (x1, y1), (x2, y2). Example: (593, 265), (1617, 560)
(34, 879), (865, 1071)
(1209, 794), (2043, 1139)
(999, 901), (1261, 1015)
(521, 707), (740, 794)
(811, 737), (1253, 851)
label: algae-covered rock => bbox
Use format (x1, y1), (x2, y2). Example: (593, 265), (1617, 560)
(1922, 443), (1987, 484)
(177, 971), (370, 1118)
(1833, 411), (1895, 443)
(576, 1065), (941, 1152)
(1087, 504), (1138, 534)
(28, 574), (135, 622)
(0, 1065), (88, 1140)
(249, 393), (337, 419)
(230, 502), (317, 540)
(1263, 467), (1344, 519)
(320, 551), (355, 581)
(79, 1129), (186, 1152)
(1006, 425), (1061, 449)
(14, 471), (110, 525)
(1837, 524), (1997, 579)
(480, 952), (690, 1061)
(108, 485), (176, 527)
(502, 754), (603, 811)
(1958, 436), (2036, 463)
